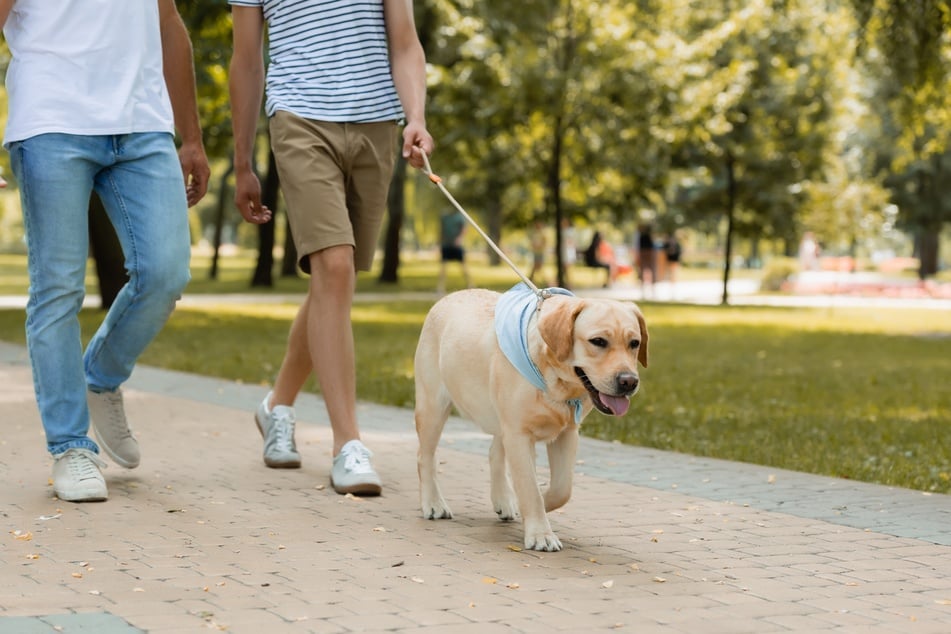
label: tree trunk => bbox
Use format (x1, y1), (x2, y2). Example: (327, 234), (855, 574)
(209, 163), (234, 281)
(548, 114), (565, 288)
(917, 227), (939, 280)
(379, 154), (407, 283)
(721, 153), (736, 306)
(281, 217), (298, 277)
(251, 150), (279, 287)
(88, 193), (128, 310)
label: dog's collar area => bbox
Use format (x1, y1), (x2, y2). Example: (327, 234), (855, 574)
(496, 283), (584, 424)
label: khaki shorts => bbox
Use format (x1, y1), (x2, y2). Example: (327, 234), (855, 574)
(269, 110), (398, 273)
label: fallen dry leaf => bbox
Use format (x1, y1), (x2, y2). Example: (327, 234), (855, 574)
(482, 577), (499, 585)
(506, 582), (520, 589)
(410, 577), (424, 584)
(653, 577), (667, 583)
(373, 527), (386, 532)
(506, 545), (522, 552)
(602, 580), (615, 588)
(25, 554), (39, 560)
(71, 572), (83, 579)
(12, 530), (33, 541)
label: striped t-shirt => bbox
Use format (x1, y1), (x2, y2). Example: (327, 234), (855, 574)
(229, 0), (405, 123)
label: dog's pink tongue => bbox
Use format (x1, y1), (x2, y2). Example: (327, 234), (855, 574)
(600, 393), (630, 416)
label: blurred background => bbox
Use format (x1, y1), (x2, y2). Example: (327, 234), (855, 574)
(0, 0), (948, 298)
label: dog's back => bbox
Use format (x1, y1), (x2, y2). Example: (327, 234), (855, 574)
(414, 289), (505, 429)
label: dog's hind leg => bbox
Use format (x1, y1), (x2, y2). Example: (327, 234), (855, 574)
(489, 435), (518, 520)
(416, 385), (453, 520)
(544, 428), (578, 512)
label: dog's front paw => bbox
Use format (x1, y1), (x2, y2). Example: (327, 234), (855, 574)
(421, 497), (453, 520)
(493, 497), (519, 521)
(524, 531), (563, 552)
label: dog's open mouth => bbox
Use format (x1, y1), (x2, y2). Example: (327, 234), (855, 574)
(574, 367), (631, 416)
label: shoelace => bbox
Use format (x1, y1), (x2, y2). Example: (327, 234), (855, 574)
(270, 410), (297, 452)
(65, 450), (107, 479)
(99, 392), (133, 440)
(342, 445), (374, 474)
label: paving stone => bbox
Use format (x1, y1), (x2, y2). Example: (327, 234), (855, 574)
(2, 340), (951, 633)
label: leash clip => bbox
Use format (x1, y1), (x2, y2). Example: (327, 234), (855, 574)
(535, 288), (552, 313)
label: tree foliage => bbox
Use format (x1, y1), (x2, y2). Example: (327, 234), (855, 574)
(6, 2), (944, 287)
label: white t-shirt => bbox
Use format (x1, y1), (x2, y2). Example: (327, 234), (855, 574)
(2, 0), (175, 147)
(228, 0), (404, 123)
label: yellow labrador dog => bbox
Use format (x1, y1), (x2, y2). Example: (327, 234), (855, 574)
(414, 283), (648, 551)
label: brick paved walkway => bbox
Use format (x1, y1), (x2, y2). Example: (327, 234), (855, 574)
(1, 340), (950, 633)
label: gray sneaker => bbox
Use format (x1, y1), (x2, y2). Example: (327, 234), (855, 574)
(255, 392), (301, 468)
(52, 448), (108, 502)
(331, 439), (382, 496)
(88, 389), (140, 469)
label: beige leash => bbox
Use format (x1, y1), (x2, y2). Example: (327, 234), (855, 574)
(419, 153), (553, 304)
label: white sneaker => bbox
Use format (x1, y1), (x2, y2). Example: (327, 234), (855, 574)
(88, 389), (140, 469)
(331, 439), (382, 496)
(52, 448), (108, 502)
(255, 392), (301, 468)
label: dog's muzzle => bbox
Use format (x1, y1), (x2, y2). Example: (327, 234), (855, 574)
(574, 367), (638, 416)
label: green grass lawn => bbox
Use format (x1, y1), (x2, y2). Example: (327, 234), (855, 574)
(0, 252), (949, 493)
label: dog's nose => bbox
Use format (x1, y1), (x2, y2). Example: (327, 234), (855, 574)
(616, 372), (639, 394)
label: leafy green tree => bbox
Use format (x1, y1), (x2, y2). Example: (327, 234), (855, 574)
(848, 0), (951, 278)
(664, 0), (843, 302)
(421, 0), (672, 287)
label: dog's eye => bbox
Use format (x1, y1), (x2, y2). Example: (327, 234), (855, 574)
(629, 340), (640, 350)
(589, 337), (608, 348)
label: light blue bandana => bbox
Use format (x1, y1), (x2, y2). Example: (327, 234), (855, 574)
(495, 283), (585, 423)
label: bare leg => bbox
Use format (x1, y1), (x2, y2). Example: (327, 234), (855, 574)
(270, 245), (359, 456)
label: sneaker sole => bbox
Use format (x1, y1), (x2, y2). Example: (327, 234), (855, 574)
(54, 488), (108, 503)
(91, 426), (140, 470)
(254, 414), (301, 469)
(331, 479), (382, 496)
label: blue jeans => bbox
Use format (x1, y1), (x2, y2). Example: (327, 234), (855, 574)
(9, 133), (191, 455)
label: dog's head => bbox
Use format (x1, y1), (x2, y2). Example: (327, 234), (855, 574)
(536, 297), (648, 417)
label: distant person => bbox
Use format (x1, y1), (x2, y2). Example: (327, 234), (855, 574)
(637, 223), (657, 296)
(664, 230), (683, 284)
(438, 210), (471, 295)
(528, 219), (547, 284)
(584, 231), (618, 287)
(799, 231), (820, 271)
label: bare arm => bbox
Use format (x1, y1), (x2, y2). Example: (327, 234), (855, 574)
(0, 0), (13, 30)
(0, 0), (14, 186)
(228, 6), (271, 224)
(384, 0), (433, 168)
(158, 0), (209, 206)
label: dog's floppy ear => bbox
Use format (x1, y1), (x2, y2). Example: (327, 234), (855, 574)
(634, 305), (649, 368)
(538, 298), (585, 362)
